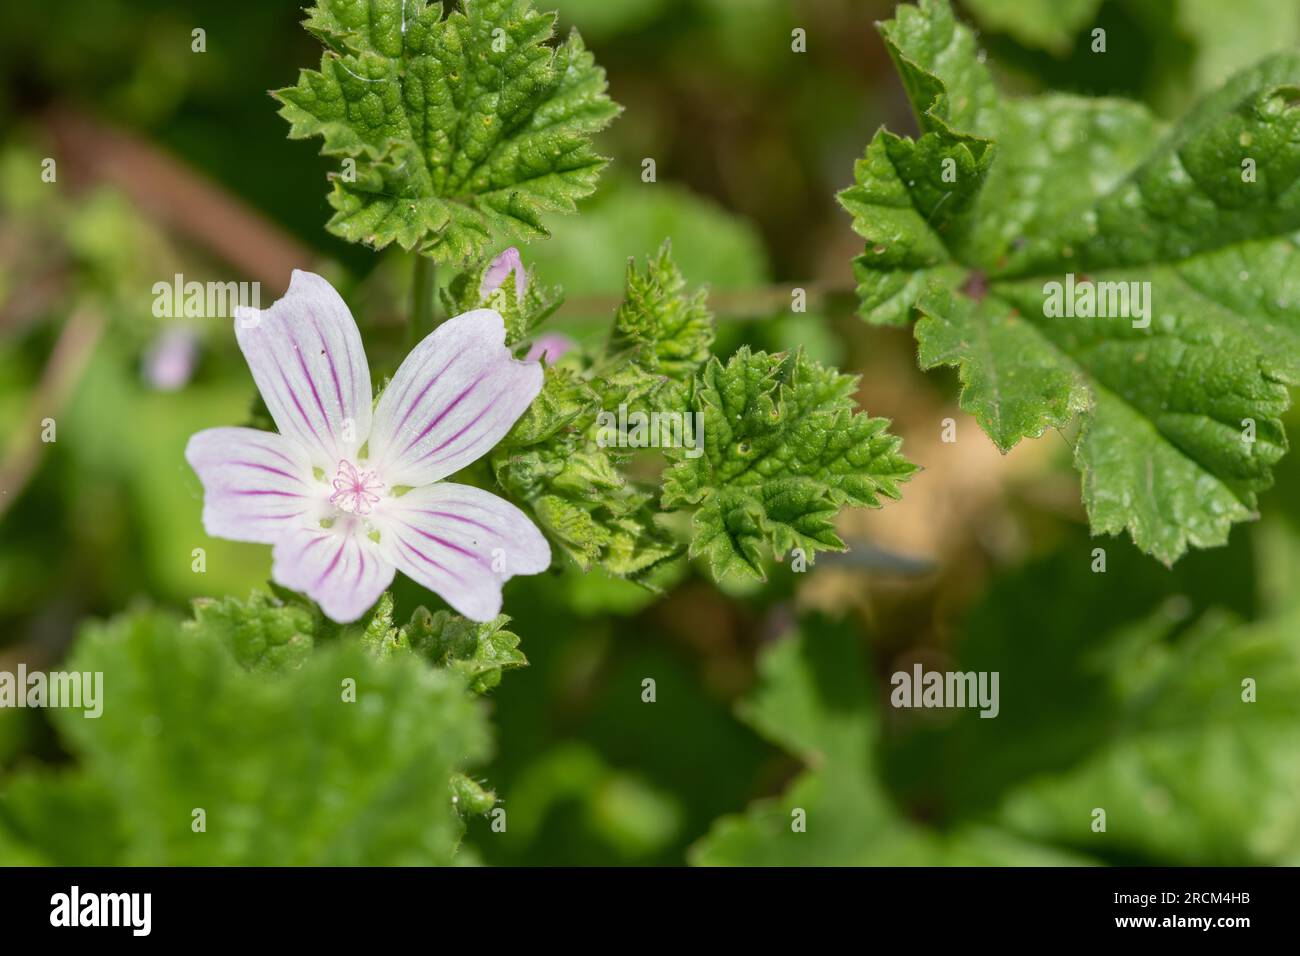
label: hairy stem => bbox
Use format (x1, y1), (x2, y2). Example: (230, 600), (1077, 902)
(552, 281), (858, 322)
(410, 255), (437, 347)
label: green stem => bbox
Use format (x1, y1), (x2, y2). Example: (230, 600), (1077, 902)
(410, 255), (437, 347)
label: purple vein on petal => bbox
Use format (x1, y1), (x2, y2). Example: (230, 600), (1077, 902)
(398, 372), (487, 458)
(396, 535), (468, 586)
(288, 328), (333, 441)
(314, 537), (347, 588)
(398, 519), (491, 570)
(309, 310), (347, 422)
(251, 442), (302, 471)
(231, 460), (305, 483)
(408, 402), (492, 468)
(389, 346), (466, 437)
(273, 355), (327, 450)
(417, 509), (498, 538)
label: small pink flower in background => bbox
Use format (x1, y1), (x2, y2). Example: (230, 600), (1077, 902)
(142, 326), (199, 391)
(480, 247), (527, 302)
(525, 332), (575, 364)
(186, 270), (551, 623)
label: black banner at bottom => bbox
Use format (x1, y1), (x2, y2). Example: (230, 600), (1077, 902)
(0, 866), (1288, 941)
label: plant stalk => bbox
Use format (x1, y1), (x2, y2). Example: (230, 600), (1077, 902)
(410, 255), (437, 347)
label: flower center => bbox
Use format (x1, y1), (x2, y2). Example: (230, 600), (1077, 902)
(329, 459), (384, 515)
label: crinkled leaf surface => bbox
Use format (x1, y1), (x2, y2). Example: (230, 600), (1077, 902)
(276, 0), (620, 263)
(490, 246), (710, 580)
(402, 607), (526, 693)
(492, 245), (912, 583)
(605, 241), (714, 411)
(841, 0), (1300, 563)
(0, 606), (490, 865)
(662, 348), (916, 580)
(187, 590), (316, 673)
(492, 361), (677, 577)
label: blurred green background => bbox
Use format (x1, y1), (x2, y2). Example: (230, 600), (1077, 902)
(2, 0), (1299, 866)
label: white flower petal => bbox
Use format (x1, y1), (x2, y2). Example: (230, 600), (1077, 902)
(186, 427), (318, 544)
(234, 270), (373, 468)
(271, 525), (394, 624)
(367, 309), (542, 486)
(374, 481), (551, 622)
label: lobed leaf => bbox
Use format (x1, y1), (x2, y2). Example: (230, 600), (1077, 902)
(0, 607), (490, 865)
(276, 0), (620, 264)
(841, 0), (1300, 562)
(662, 348), (916, 580)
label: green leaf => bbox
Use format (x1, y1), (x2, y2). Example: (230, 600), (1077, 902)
(488, 245), (910, 585)
(402, 607), (526, 694)
(694, 532), (1300, 865)
(214, 588), (525, 696)
(441, 254), (563, 347)
(275, 0), (620, 263)
(0, 773), (125, 866)
(662, 348), (916, 580)
(504, 742), (684, 859)
(996, 607), (1300, 865)
(0, 607), (490, 865)
(841, 0), (1300, 563)
(962, 0), (1101, 56)
(492, 368), (678, 577)
(883, 532), (1260, 819)
(606, 240), (715, 407)
(186, 590), (316, 673)
(488, 251), (703, 579)
(690, 619), (1087, 865)
(966, 0), (1300, 107)
(879, 0), (999, 140)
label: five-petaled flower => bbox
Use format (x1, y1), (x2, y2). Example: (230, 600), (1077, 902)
(186, 270), (551, 623)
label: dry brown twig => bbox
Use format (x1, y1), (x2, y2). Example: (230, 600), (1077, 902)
(0, 306), (106, 522)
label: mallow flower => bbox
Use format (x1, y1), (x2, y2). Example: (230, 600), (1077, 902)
(525, 332), (575, 365)
(142, 326), (199, 391)
(479, 248), (574, 365)
(479, 247), (527, 303)
(185, 270), (550, 623)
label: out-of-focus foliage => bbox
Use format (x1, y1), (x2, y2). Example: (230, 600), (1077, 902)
(966, 0), (1300, 115)
(0, 597), (491, 865)
(697, 532), (1300, 866)
(692, 618), (1088, 865)
(526, 178), (771, 298)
